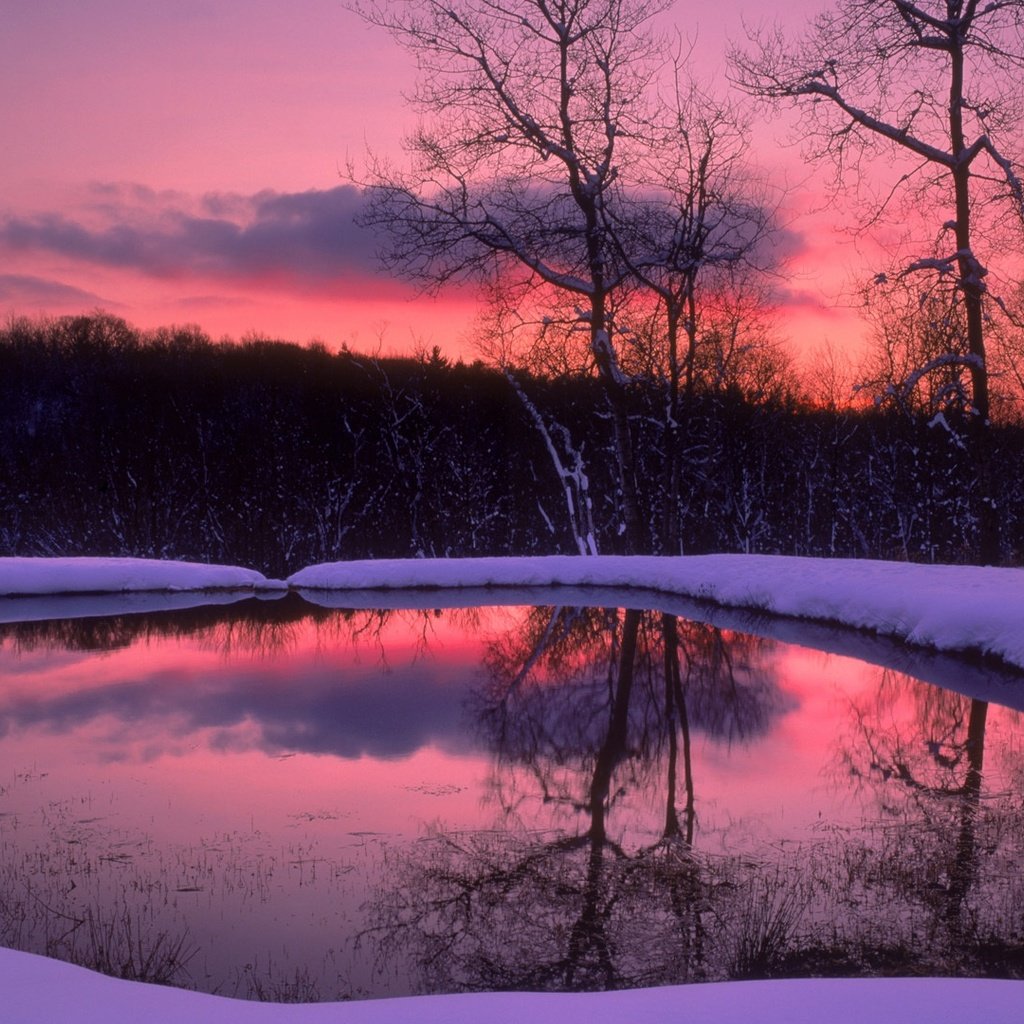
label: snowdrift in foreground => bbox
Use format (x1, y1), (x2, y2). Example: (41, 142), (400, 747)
(0, 556), (284, 595)
(1, 554), (1021, 670)
(3, 948), (1021, 1024)
(291, 554), (1024, 671)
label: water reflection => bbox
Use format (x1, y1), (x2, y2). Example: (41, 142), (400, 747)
(363, 606), (1024, 992)
(0, 597), (477, 760)
(0, 596), (1021, 1000)
(382, 606), (788, 991)
(839, 677), (1003, 962)
(475, 608), (784, 843)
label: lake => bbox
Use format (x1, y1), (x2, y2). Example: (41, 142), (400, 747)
(0, 590), (1022, 1001)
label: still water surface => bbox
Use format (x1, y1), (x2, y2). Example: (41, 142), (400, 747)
(0, 592), (1022, 1000)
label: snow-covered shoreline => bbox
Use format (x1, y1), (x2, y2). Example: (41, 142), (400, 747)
(2, 554), (1021, 671)
(3, 947), (1022, 1024)
(0, 556), (286, 595)
(2, 557), (1023, 1020)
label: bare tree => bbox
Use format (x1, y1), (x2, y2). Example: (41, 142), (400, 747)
(351, 0), (679, 552)
(612, 73), (778, 396)
(731, 0), (1024, 563)
(859, 275), (976, 418)
(603, 68), (782, 549)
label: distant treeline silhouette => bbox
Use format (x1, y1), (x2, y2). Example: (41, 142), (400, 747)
(2, 314), (1022, 575)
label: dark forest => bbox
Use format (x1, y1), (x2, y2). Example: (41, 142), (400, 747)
(2, 314), (1021, 577)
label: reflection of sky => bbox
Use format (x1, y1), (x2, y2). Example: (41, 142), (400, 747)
(2, 603), (1023, 998)
(2, 605), (1019, 788)
(0, 623), (481, 762)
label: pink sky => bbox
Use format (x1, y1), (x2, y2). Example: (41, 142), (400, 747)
(1, 0), (872, 363)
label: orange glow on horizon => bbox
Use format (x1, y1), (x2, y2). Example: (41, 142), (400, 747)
(0, 2), (901, 366)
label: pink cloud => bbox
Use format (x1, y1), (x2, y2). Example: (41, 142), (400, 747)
(0, 274), (113, 309)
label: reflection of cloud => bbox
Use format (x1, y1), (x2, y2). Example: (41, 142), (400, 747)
(0, 660), (476, 761)
(0, 184), (400, 299)
(687, 667), (792, 743)
(0, 273), (111, 307)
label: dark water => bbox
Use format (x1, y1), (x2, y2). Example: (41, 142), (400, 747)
(0, 591), (1022, 1001)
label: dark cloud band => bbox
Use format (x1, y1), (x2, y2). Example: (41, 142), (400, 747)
(0, 273), (111, 307)
(0, 185), (390, 296)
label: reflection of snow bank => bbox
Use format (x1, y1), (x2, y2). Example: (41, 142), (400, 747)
(291, 555), (1024, 671)
(0, 589), (274, 625)
(0, 556), (286, 595)
(3, 947), (1020, 1023)
(2, 554), (1022, 670)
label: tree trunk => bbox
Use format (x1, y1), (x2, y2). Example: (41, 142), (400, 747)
(950, 43), (999, 564)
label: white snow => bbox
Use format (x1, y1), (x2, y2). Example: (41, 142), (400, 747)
(1, 554), (1021, 670)
(289, 554), (1024, 671)
(2, 947), (1021, 1024)
(0, 557), (286, 596)
(0, 589), (288, 625)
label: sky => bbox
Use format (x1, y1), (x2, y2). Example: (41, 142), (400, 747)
(1, 0), (875, 363)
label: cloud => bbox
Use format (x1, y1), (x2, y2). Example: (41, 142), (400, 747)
(768, 283), (848, 317)
(762, 224), (811, 265)
(0, 184), (398, 299)
(0, 656), (477, 761)
(0, 182), (816, 318)
(0, 273), (112, 308)
(177, 293), (256, 310)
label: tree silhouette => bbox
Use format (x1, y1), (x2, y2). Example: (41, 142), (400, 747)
(352, 0), (682, 550)
(358, 606), (792, 991)
(731, 0), (1024, 563)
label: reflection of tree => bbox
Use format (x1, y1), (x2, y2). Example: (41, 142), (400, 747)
(364, 607), (787, 991)
(0, 593), (335, 654)
(11, 597), (1023, 992)
(365, 610), (1024, 992)
(0, 596), (462, 662)
(476, 607), (782, 834)
(838, 671), (1021, 961)
(660, 613), (693, 843)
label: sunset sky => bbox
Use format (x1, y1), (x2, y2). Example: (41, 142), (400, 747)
(2, 0), (882, 363)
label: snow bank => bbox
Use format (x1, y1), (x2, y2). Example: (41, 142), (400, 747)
(290, 555), (1024, 671)
(0, 589), (289, 625)
(1, 555), (1021, 671)
(2, 948), (1020, 1024)
(0, 557), (284, 596)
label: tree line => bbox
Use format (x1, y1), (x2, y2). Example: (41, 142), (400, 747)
(2, 314), (1021, 576)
